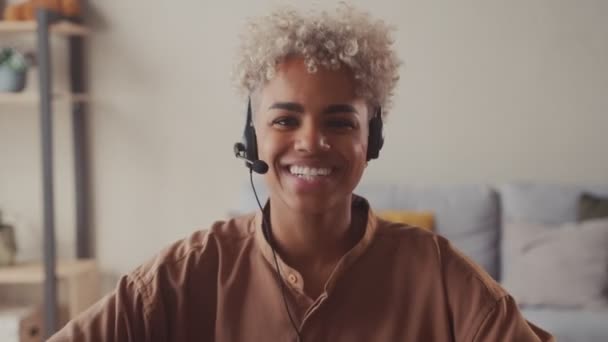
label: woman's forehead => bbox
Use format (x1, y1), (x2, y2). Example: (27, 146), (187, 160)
(258, 57), (364, 109)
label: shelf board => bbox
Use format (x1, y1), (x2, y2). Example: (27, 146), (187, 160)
(0, 92), (89, 104)
(0, 259), (97, 284)
(0, 20), (89, 36)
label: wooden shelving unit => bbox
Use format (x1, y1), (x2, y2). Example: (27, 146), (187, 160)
(0, 259), (95, 284)
(0, 9), (93, 339)
(0, 260), (100, 320)
(0, 20), (89, 104)
(0, 20), (89, 36)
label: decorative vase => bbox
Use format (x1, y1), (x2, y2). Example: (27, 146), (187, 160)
(0, 64), (27, 92)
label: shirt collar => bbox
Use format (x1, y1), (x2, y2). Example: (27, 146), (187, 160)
(251, 194), (378, 293)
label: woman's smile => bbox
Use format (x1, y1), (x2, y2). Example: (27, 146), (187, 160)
(280, 162), (340, 192)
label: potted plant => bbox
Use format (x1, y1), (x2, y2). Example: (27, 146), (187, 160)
(0, 47), (28, 92)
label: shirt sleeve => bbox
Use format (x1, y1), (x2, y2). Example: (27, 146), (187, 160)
(436, 236), (555, 342)
(48, 273), (159, 342)
(473, 295), (555, 342)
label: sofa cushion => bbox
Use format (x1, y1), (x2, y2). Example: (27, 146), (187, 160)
(498, 183), (608, 280)
(522, 308), (608, 342)
(376, 210), (435, 231)
(502, 219), (608, 309)
(578, 192), (608, 222)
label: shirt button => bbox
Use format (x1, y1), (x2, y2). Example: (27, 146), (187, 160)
(288, 274), (297, 284)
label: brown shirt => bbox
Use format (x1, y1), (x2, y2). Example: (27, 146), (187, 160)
(49, 197), (554, 341)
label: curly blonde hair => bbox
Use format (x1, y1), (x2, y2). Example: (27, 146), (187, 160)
(233, 4), (401, 116)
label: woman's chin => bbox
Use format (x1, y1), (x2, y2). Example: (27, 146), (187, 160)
(281, 191), (351, 215)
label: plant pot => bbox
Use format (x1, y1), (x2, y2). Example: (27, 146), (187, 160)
(0, 64), (27, 92)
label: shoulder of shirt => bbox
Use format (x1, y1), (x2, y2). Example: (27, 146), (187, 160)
(373, 215), (440, 249)
(125, 212), (258, 289)
(374, 216), (507, 302)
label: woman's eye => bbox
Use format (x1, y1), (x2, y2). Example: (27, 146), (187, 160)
(272, 117), (299, 128)
(327, 120), (356, 129)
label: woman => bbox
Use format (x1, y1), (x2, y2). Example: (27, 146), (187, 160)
(51, 5), (554, 341)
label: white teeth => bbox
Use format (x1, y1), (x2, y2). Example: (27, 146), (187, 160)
(289, 165), (332, 177)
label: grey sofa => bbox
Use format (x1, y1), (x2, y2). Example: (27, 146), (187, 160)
(236, 181), (608, 342)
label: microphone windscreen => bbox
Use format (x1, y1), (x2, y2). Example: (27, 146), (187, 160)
(252, 160), (269, 174)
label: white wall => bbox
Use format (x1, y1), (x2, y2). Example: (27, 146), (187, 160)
(1, 0), (607, 285)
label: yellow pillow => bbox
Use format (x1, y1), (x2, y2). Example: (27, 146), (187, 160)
(377, 210), (435, 231)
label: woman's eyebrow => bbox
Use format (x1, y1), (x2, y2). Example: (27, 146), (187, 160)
(268, 102), (305, 113)
(322, 104), (359, 115)
(267, 102), (359, 116)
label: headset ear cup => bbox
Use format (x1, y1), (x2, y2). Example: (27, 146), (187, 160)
(366, 110), (384, 161)
(242, 97), (260, 161)
(366, 120), (379, 160)
(246, 125), (259, 161)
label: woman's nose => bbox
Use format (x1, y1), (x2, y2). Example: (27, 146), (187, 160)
(294, 123), (329, 153)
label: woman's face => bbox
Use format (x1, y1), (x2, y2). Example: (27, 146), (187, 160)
(254, 57), (370, 214)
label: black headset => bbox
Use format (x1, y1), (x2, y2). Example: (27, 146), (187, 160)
(234, 98), (384, 173)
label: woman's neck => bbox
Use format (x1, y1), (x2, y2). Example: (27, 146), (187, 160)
(268, 196), (357, 270)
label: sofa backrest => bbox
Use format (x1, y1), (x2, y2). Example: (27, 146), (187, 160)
(499, 183), (608, 225)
